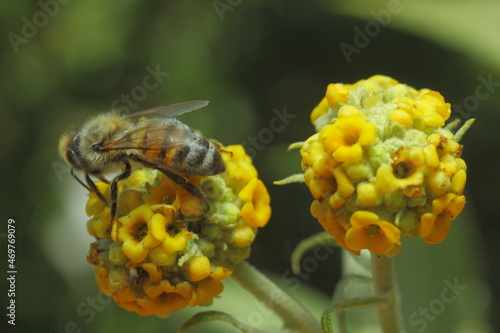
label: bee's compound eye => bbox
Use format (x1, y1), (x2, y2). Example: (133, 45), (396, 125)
(66, 147), (78, 166)
(64, 133), (84, 168)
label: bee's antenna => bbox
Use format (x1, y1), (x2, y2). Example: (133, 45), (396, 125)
(71, 169), (91, 192)
(71, 169), (108, 204)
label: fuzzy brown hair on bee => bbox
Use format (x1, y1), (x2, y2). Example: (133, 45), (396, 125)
(58, 101), (225, 220)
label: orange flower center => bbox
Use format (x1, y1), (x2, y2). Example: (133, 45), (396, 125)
(134, 222), (148, 242)
(367, 224), (378, 236)
(342, 131), (359, 147)
(393, 161), (414, 179)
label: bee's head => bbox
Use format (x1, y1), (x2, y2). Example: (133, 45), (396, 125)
(59, 112), (127, 174)
(58, 129), (84, 170)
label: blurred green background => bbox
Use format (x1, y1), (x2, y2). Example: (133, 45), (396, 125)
(1, 0), (499, 332)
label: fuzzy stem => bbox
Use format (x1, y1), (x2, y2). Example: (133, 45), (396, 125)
(371, 254), (402, 333)
(232, 261), (322, 333)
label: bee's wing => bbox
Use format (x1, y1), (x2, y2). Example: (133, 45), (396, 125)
(101, 119), (196, 151)
(124, 100), (209, 119)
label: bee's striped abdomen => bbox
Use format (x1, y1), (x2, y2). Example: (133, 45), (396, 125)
(180, 137), (225, 175)
(140, 118), (225, 176)
(163, 136), (224, 175)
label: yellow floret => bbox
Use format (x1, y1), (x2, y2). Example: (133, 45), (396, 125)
(239, 178), (271, 228)
(356, 182), (378, 207)
(185, 256), (212, 282)
(233, 226), (256, 247)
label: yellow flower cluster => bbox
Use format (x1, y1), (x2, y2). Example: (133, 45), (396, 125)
(86, 145), (271, 317)
(301, 75), (469, 256)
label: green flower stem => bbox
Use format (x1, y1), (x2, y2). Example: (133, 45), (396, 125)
(232, 261), (323, 333)
(371, 254), (402, 333)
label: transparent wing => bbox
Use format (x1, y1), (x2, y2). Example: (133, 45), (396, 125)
(124, 100), (209, 119)
(101, 119), (196, 151)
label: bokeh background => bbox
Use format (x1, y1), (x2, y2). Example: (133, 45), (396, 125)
(1, 0), (499, 332)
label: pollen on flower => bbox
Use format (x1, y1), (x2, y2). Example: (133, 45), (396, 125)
(298, 75), (472, 256)
(84, 145), (271, 317)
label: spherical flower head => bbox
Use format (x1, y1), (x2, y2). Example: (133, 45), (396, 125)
(85, 145), (271, 317)
(300, 75), (471, 256)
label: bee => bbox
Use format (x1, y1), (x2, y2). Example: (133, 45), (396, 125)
(58, 100), (225, 220)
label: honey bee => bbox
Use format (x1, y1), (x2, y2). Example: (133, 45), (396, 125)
(58, 100), (225, 220)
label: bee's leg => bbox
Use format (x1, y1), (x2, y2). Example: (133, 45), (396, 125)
(210, 139), (233, 157)
(219, 148), (233, 157)
(133, 158), (209, 209)
(97, 175), (110, 184)
(71, 169), (109, 204)
(109, 161), (132, 221)
(85, 174), (108, 204)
